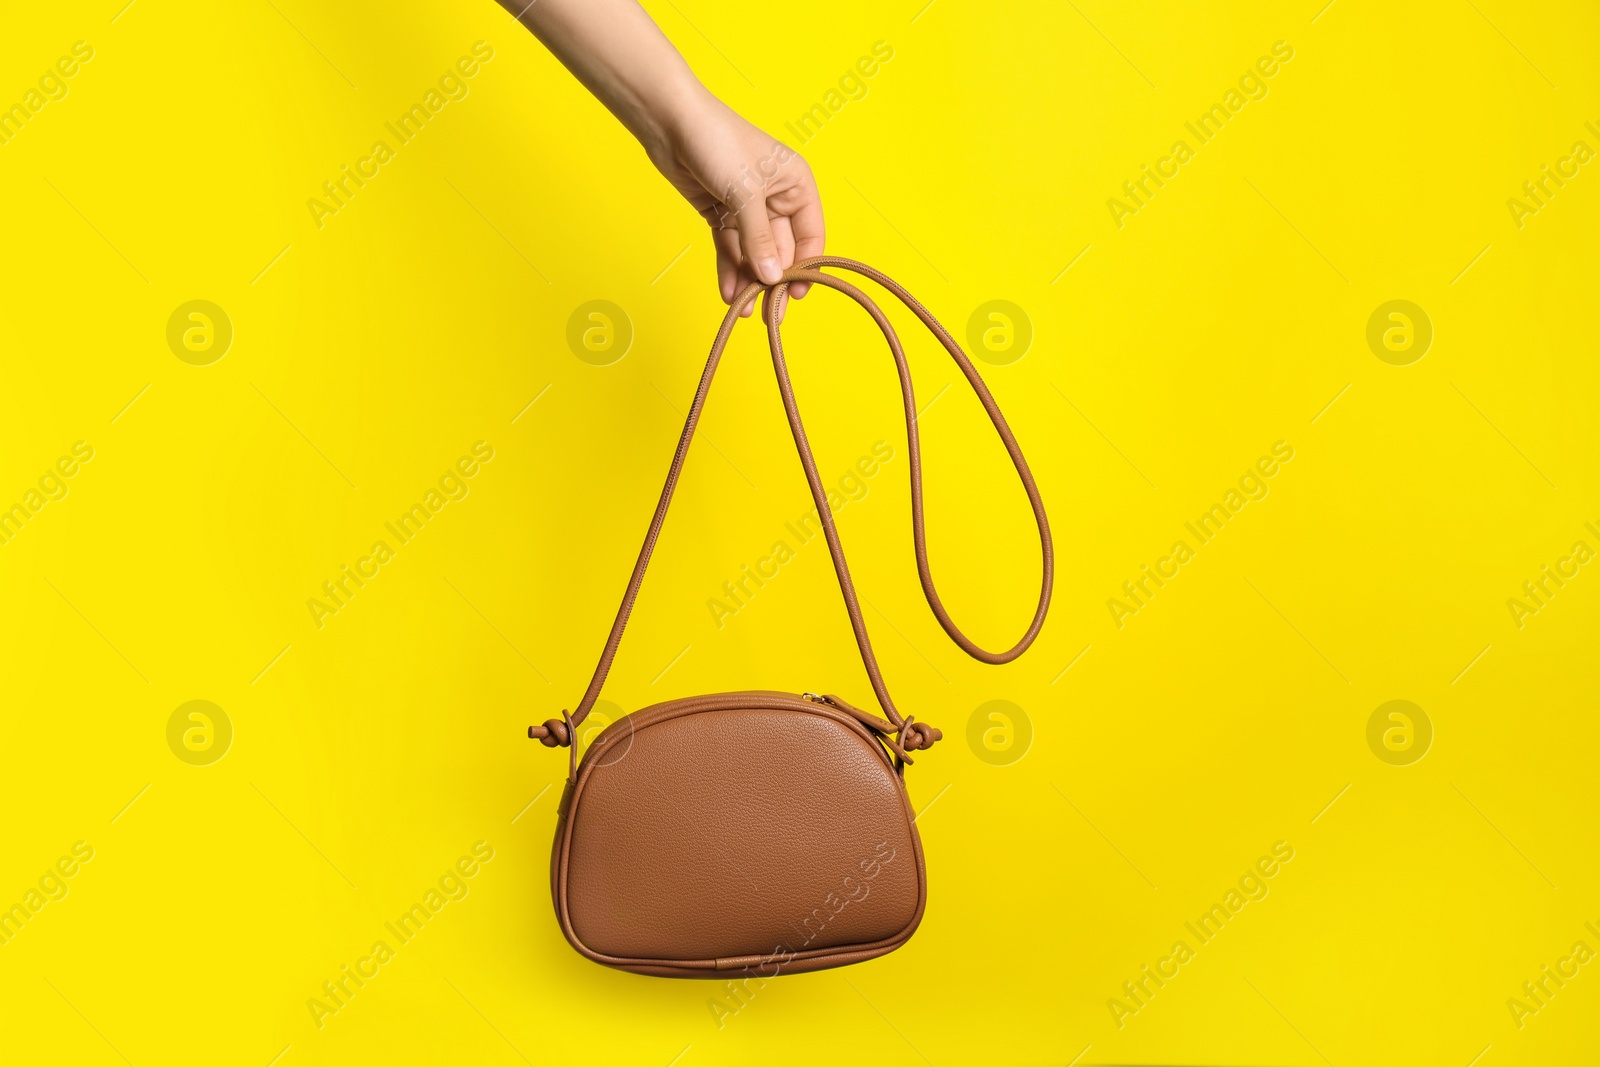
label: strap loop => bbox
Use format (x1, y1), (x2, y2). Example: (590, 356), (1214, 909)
(531, 257), (1053, 751)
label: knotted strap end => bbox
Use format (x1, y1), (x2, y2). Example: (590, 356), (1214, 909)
(898, 717), (942, 753)
(528, 713), (572, 747)
(821, 694), (939, 765)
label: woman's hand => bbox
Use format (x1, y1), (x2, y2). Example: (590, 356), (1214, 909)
(498, 0), (824, 313)
(645, 95), (824, 313)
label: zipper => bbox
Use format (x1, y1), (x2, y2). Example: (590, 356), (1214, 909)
(802, 691), (890, 733)
(798, 691), (917, 770)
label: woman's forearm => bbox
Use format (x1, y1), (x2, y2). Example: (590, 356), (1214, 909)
(496, 0), (824, 303)
(496, 0), (712, 156)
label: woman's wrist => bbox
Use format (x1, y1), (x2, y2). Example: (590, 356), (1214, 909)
(630, 70), (717, 159)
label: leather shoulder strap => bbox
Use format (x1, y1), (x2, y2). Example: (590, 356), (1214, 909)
(530, 256), (1053, 753)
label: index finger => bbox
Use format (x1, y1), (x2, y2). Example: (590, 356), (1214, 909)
(787, 194), (825, 300)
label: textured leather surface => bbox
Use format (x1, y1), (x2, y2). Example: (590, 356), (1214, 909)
(559, 697), (923, 970)
(529, 259), (1054, 977)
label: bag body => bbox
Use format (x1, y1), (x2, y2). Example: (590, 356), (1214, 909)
(550, 691), (925, 977)
(530, 257), (1053, 978)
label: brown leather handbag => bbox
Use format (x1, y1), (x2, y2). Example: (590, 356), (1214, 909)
(529, 257), (1052, 978)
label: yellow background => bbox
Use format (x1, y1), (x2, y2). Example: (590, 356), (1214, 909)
(2, 0), (1597, 1063)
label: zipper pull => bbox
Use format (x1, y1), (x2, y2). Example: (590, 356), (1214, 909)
(801, 692), (833, 705)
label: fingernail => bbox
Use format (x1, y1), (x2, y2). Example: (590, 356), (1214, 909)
(757, 257), (782, 284)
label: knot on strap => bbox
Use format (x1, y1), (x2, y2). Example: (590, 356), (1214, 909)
(897, 717), (942, 753)
(528, 715), (572, 747)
